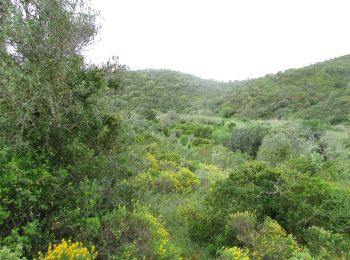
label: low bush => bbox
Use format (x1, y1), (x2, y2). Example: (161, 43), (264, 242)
(257, 133), (308, 164)
(304, 226), (350, 259)
(230, 125), (270, 156)
(220, 105), (236, 118)
(192, 137), (210, 146)
(224, 212), (300, 259)
(97, 206), (176, 259)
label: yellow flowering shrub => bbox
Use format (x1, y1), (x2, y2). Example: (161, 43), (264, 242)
(176, 168), (200, 192)
(154, 170), (181, 193)
(225, 212), (300, 259)
(36, 239), (97, 260)
(252, 217), (300, 259)
(226, 211), (257, 245)
(138, 153), (203, 193)
(153, 168), (201, 193)
(134, 171), (156, 191)
(258, 216), (287, 237)
(137, 154), (202, 193)
(98, 206), (176, 259)
(139, 211), (170, 258)
(196, 163), (226, 188)
(218, 246), (250, 260)
(121, 209), (171, 259)
(146, 153), (160, 171)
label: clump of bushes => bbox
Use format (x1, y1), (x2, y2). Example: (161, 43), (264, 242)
(184, 160), (350, 258)
(193, 125), (213, 139)
(257, 133), (308, 164)
(159, 111), (179, 128)
(230, 125), (270, 156)
(192, 137), (210, 146)
(137, 167), (201, 194)
(137, 153), (227, 194)
(0, 246), (25, 260)
(304, 226), (350, 259)
(224, 211), (300, 259)
(220, 105), (236, 118)
(211, 128), (231, 145)
(174, 122), (213, 138)
(98, 206), (176, 259)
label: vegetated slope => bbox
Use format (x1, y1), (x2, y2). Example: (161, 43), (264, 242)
(115, 69), (236, 115)
(3, 0), (350, 259)
(113, 55), (350, 124)
(221, 55), (350, 124)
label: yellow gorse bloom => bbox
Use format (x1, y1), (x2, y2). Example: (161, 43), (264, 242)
(220, 246), (250, 260)
(35, 239), (97, 260)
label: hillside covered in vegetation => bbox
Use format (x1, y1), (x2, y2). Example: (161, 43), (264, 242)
(221, 55), (350, 124)
(113, 69), (235, 116)
(113, 56), (350, 125)
(1, 0), (350, 259)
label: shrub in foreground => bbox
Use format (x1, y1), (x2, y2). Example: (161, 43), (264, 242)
(36, 239), (97, 260)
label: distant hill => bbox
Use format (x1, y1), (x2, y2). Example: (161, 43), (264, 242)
(112, 56), (350, 124)
(114, 69), (235, 115)
(222, 55), (350, 124)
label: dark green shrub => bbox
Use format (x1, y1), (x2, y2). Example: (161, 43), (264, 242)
(0, 149), (60, 255)
(328, 114), (348, 125)
(193, 125), (213, 139)
(227, 122), (236, 129)
(143, 109), (157, 121)
(220, 105), (235, 118)
(195, 160), (350, 252)
(192, 137), (210, 146)
(179, 135), (189, 146)
(211, 129), (231, 145)
(230, 125), (269, 156)
(176, 123), (197, 135)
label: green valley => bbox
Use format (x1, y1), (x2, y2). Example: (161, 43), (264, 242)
(1, 0), (350, 259)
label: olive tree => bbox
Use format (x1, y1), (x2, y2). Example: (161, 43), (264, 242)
(0, 0), (122, 155)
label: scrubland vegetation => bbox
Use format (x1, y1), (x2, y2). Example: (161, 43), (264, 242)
(1, 0), (350, 259)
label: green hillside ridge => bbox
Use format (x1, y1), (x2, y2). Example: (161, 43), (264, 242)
(113, 69), (236, 116)
(222, 55), (350, 123)
(113, 56), (350, 124)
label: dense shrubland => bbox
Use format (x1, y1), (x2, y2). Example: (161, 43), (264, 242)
(220, 56), (350, 124)
(1, 0), (350, 259)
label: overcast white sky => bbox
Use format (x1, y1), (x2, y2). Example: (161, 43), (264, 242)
(84, 0), (350, 81)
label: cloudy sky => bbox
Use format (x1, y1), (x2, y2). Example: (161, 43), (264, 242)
(85, 0), (350, 81)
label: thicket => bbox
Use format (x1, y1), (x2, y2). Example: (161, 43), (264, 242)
(220, 57), (350, 123)
(1, 0), (350, 259)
